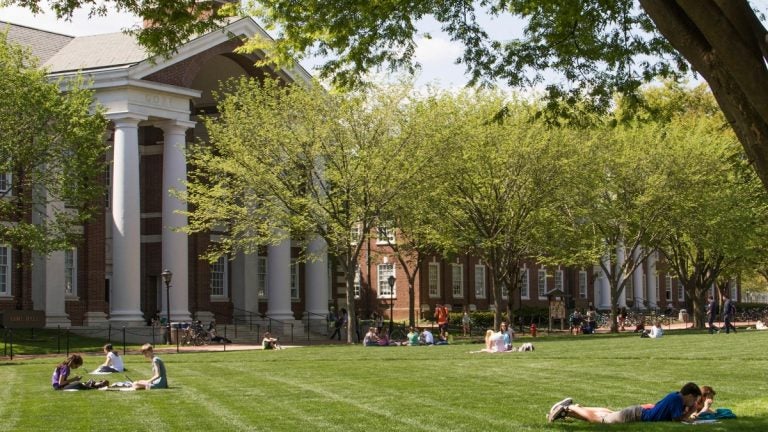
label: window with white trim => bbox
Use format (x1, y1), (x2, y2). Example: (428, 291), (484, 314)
(210, 255), (228, 297)
(665, 275), (672, 301)
(538, 268), (547, 299)
(0, 173), (11, 195)
(290, 259), (300, 299)
(64, 248), (77, 297)
(474, 265), (486, 298)
(578, 271), (588, 299)
(520, 268), (529, 299)
(677, 279), (685, 301)
(257, 256), (268, 298)
(378, 263), (395, 298)
(730, 281), (738, 301)
(554, 269), (564, 292)
(0, 245), (9, 296)
(501, 282), (508, 300)
(350, 223), (362, 244)
(451, 264), (463, 297)
(376, 223), (396, 245)
(624, 274), (633, 296)
(428, 262), (440, 297)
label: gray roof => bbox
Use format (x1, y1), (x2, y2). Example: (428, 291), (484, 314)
(43, 31), (147, 73)
(1, 21), (73, 64)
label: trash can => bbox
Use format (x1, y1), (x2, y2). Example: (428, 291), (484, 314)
(678, 309), (688, 322)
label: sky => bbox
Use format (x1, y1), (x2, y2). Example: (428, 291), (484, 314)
(0, 5), (513, 89)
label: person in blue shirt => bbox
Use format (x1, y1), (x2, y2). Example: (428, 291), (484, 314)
(548, 382), (701, 423)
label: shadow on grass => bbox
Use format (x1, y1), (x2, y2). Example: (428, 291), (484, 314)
(551, 417), (764, 431)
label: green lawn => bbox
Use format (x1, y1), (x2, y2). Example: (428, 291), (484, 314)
(1, 330), (767, 431)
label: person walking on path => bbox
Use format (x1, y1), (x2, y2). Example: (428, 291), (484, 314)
(461, 308), (471, 336)
(706, 295), (719, 334)
(722, 294), (737, 334)
(435, 304), (449, 337)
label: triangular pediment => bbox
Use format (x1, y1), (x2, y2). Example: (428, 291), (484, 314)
(130, 17), (311, 87)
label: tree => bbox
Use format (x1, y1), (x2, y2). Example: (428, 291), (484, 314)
(615, 82), (768, 329)
(655, 113), (768, 329)
(12, 1), (768, 191)
(182, 79), (436, 342)
(0, 32), (107, 254)
(241, 1), (768, 195)
(424, 90), (573, 329)
(548, 121), (675, 332)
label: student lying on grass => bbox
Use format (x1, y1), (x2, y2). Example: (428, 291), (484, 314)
(547, 382), (702, 424)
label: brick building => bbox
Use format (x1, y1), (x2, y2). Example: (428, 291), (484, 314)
(3, 18), (330, 331)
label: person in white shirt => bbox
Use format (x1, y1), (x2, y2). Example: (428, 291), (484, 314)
(642, 322), (663, 339)
(649, 323), (663, 338)
(96, 343), (125, 373)
(420, 328), (434, 345)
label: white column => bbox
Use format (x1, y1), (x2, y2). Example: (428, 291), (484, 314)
(616, 244), (627, 307)
(158, 121), (194, 322)
(109, 116), (145, 324)
(305, 237), (329, 320)
(632, 247), (645, 310)
(43, 251), (70, 327)
(647, 252), (658, 309)
(231, 252), (260, 313)
(267, 238), (294, 321)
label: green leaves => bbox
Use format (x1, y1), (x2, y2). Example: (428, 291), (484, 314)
(0, 32), (107, 253)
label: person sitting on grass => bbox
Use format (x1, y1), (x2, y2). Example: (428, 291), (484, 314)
(547, 382), (701, 423)
(52, 354), (109, 390)
(641, 322), (663, 338)
(132, 343), (168, 390)
(363, 327), (380, 346)
(377, 331), (391, 346)
(406, 327), (420, 346)
(52, 354), (84, 390)
(96, 343), (125, 373)
(262, 332), (282, 350)
(420, 328), (434, 345)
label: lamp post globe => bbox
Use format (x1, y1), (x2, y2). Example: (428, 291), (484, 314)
(161, 269), (172, 343)
(387, 275), (396, 336)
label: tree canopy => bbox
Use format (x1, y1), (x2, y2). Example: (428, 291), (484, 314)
(182, 78), (437, 341)
(10, 1), (768, 190)
(0, 32), (107, 253)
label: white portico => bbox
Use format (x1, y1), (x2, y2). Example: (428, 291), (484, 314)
(7, 17), (328, 329)
(97, 81), (200, 326)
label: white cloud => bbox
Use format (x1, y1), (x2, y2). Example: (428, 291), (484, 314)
(414, 36), (463, 64)
(412, 36), (470, 89)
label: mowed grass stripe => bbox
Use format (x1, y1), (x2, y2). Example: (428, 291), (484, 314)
(213, 359), (445, 431)
(3, 330), (768, 431)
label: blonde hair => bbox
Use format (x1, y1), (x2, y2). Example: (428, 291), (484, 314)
(140, 343), (154, 354)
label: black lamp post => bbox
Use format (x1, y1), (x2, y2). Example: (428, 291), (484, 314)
(387, 275), (396, 336)
(161, 269), (172, 344)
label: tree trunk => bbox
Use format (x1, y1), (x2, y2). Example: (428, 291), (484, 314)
(641, 0), (768, 190)
(408, 279), (415, 327)
(344, 262), (357, 344)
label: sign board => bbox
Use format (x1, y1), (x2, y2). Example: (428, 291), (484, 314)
(0, 310), (46, 328)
